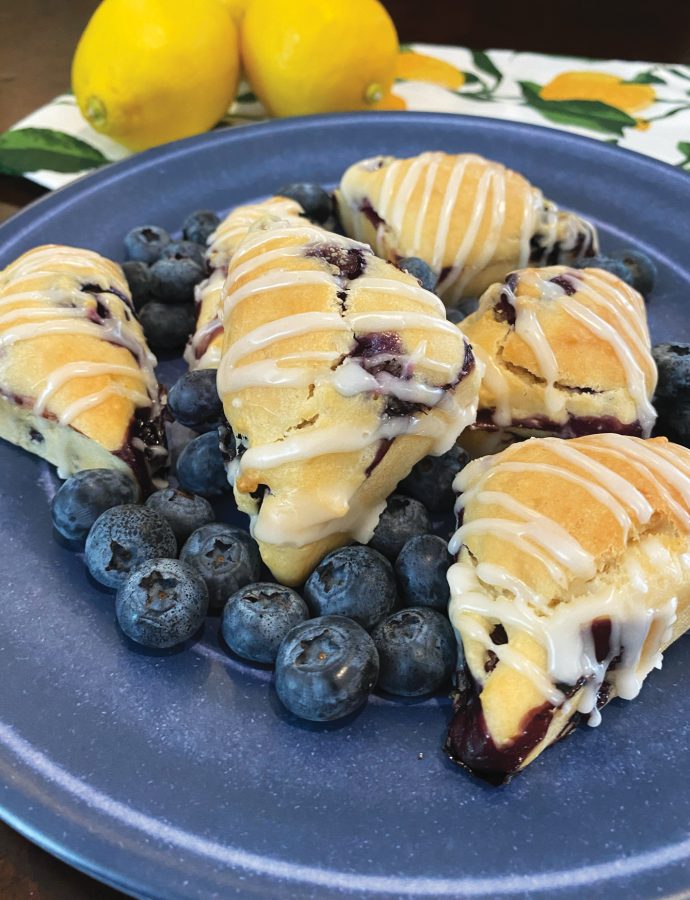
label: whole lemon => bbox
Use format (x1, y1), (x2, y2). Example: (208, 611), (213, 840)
(72, 0), (240, 151)
(241, 0), (398, 117)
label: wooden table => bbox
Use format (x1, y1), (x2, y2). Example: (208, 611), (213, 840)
(2, 1), (690, 896)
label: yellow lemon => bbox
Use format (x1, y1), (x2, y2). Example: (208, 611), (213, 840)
(218, 0), (251, 27)
(540, 71), (655, 115)
(396, 51), (465, 91)
(241, 0), (398, 117)
(72, 0), (240, 151)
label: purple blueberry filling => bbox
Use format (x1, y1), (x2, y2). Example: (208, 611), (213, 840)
(493, 292), (516, 326)
(218, 417), (237, 463)
(81, 282), (134, 311)
(305, 243), (366, 280)
(364, 438), (392, 477)
(194, 320), (223, 359)
(114, 395), (168, 496)
(359, 201), (385, 229)
(474, 409), (644, 439)
(550, 274), (577, 296)
(353, 331), (403, 359)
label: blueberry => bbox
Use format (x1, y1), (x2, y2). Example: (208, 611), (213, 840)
(611, 248), (657, 295)
(304, 545), (396, 630)
(222, 582), (309, 663)
(121, 261), (155, 311)
(653, 343), (690, 400)
(161, 240), (206, 270)
(371, 607), (456, 697)
(182, 209), (220, 245)
(85, 504), (177, 590)
(399, 444), (469, 512)
(124, 225), (170, 264)
(150, 256), (205, 304)
(655, 400), (690, 447)
(398, 256), (438, 293)
(276, 182), (332, 224)
(176, 431), (228, 496)
(446, 308), (467, 325)
(168, 369), (223, 433)
(395, 534), (452, 611)
(275, 615), (379, 721)
(573, 255), (633, 285)
(145, 488), (215, 547)
(180, 523), (262, 612)
(116, 558), (208, 648)
(369, 494), (432, 560)
(51, 468), (139, 543)
(138, 301), (196, 350)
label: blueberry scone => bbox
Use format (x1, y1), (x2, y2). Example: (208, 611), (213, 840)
(458, 266), (657, 457)
(446, 433), (690, 783)
(185, 196), (306, 370)
(217, 219), (481, 585)
(335, 151), (598, 306)
(0, 244), (166, 491)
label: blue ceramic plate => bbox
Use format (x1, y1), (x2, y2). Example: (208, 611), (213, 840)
(1, 113), (689, 900)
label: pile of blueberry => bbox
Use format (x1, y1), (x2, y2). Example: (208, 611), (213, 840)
(121, 210), (220, 351)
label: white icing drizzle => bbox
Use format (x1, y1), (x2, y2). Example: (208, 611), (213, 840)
(448, 434), (690, 727)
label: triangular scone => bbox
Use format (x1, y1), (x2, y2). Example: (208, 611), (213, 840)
(335, 152), (598, 306)
(0, 244), (166, 492)
(446, 433), (690, 783)
(459, 266), (657, 456)
(218, 219), (481, 585)
(185, 196), (306, 370)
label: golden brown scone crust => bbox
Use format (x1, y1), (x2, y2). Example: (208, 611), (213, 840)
(218, 219), (480, 585)
(447, 434), (690, 781)
(336, 152), (597, 305)
(459, 265), (657, 455)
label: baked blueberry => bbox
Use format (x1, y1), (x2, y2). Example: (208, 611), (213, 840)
(395, 534), (452, 611)
(275, 615), (379, 721)
(121, 260), (155, 311)
(138, 301), (196, 350)
(51, 469), (139, 543)
(145, 488), (215, 546)
(222, 582), (309, 663)
(398, 256), (438, 293)
(652, 343), (690, 400)
(182, 209), (220, 245)
(151, 256), (205, 304)
(168, 369), (223, 432)
(85, 504), (177, 590)
(573, 255), (633, 285)
(611, 248), (657, 295)
(371, 607), (456, 696)
(176, 431), (228, 496)
(180, 523), (262, 612)
(116, 558), (208, 648)
(161, 240), (206, 270)
(276, 182), (332, 223)
(124, 225), (170, 264)
(399, 444), (469, 512)
(369, 494), (432, 559)
(304, 545), (396, 630)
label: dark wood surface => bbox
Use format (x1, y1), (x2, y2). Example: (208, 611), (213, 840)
(2, 1), (690, 897)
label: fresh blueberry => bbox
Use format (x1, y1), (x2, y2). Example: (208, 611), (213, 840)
(176, 431), (228, 496)
(573, 255), (633, 285)
(180, 523), (262, 612)
(168, 369), (223, 433)
(304, 545), (396, 630)
(222, 582), (309, 663)
(655, 400), (690, 447)
(395, 534), (452, 611)
(398, 256), (438, 293)
(653, 343), (690, 400)
(121, 260), (155, 311)
(138, 301), (196, 350)
(124, 225), (170, 264)
(369, 494), (432, 560)
(446, 307), (467, 325)
(145, 488), (215, 547)
(51, 468), (139, 543)
(371, 607), (456, 697)
(399, 444), (469, 512)
(161, 240), (206, 270)
(275, 615), (379, 721)
(611, 248), (657, 296)
(276, 182), (332, 224)
(85, 504), (177, 590)
(116, 558), (208, 648)
(150, 256), (205, 304)
(182, 209), (220, 245)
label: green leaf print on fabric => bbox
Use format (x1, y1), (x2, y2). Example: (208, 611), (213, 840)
(626, 70), (666, 85)
(471, 50), (502, 86)
(519, 81), (638, 136)
(0, 128), (108, 176)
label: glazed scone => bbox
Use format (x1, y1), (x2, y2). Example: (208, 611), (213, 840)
(0, 244), (166, 491)
(445, 433), (690, 783)
(218, 219), (481, 585)
(335, 151), (598, 306)
(185, 196), (306, 369)
(459, 265), (657, 457)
